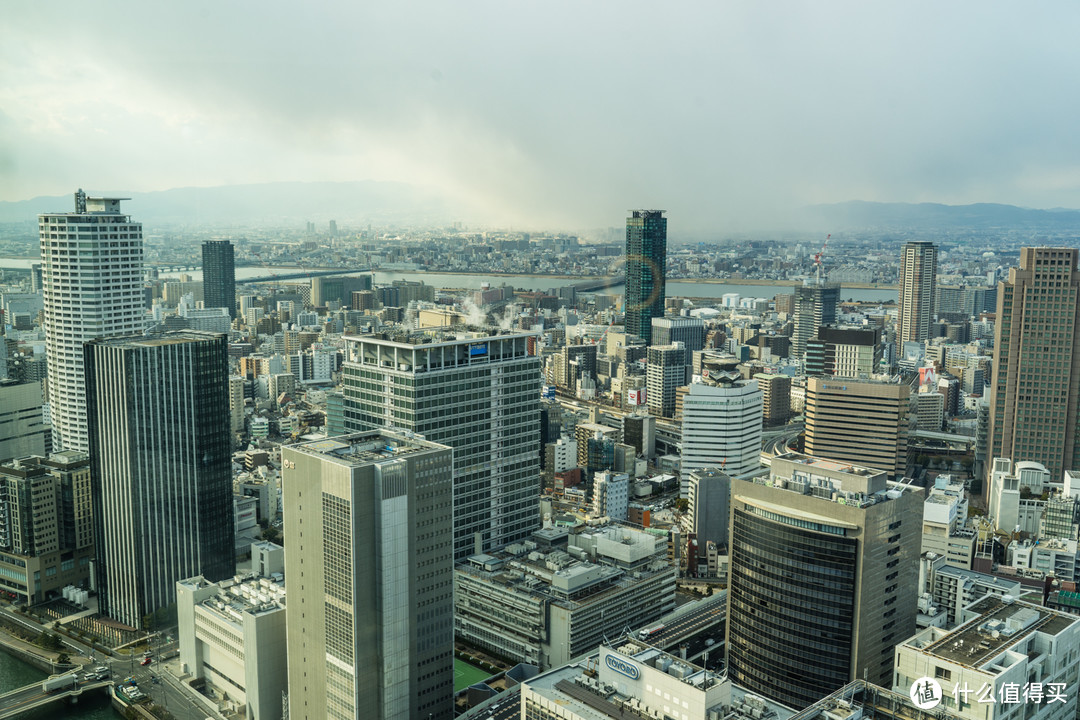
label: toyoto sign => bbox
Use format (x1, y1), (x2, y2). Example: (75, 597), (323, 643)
(605, 654), (640, 680)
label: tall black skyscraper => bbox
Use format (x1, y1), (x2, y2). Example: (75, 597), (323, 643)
(86, 330), (234, 627)
(202, 240), (236, 319)
(625, 210), (667, 345)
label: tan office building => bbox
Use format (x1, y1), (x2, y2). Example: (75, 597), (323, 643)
(988, 247), (1080, 487)
(804, 375), (913, 478)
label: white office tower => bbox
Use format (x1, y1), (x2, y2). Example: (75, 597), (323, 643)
(680, 355), (762, 497)
(40, 190), (144, 452)
(341, 330), (541, 561)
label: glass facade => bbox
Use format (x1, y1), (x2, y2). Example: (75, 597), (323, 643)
(86, 331), (234, 628)
(202, 240), (236, 319)
(625, 210), (667, 345)
(728, 506), (857, 709)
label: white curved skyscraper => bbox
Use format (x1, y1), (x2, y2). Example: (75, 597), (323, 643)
(40, 190), (145, 453)
(680, 356), (763, 497)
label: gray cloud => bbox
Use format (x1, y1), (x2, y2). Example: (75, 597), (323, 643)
(3, 1), (1080, 236)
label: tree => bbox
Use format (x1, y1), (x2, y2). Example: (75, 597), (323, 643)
(262, 525), (282, 545)
(674, 498), (689, 514)
(56, 652), (70, 665)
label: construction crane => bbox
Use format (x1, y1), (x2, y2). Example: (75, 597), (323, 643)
(812, 233), (831, 284)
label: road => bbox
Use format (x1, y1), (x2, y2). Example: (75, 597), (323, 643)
(654, 593), (726, 651)
(0, 677), (110, 719)
(0, 605), (215, 720)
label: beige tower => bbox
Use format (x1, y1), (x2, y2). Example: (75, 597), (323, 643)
(988, 247), (1080, 487)
(804, 375), (913, 478)
(897, 241), (938, 346)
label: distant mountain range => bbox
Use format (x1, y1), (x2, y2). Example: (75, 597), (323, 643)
(0, 181), (455, 226)
(797, 200), (1080, 231)
(4, 183), (1080, 232)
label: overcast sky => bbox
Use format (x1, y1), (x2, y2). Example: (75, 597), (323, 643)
(2, 2), (1078, 233)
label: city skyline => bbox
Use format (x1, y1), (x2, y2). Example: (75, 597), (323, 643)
(5, 4), (1080, 234)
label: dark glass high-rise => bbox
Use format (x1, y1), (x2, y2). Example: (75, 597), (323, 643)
(202, 240), (236, 319)
(85, 330), (235, 628)
(624, 210), (667, 345)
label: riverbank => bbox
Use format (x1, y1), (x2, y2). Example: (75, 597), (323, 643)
(671, 277), (898, 290)
(0, 629), (67, 674)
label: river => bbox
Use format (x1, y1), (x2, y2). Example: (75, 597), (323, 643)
(0, 651), (115, 718)
(0, 257), (897, 303)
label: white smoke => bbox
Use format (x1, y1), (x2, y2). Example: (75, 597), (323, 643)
(459, 297), (488, 327)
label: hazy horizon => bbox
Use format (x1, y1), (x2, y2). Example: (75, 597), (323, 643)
(4, 2), (1080, 234)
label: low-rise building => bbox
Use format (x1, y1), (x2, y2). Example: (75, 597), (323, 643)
(922, 475), (976, 570)
(920, 552), (1023, 627)
(0, 452), (94, 603)
(1009, 538), (1080, 583)
(520, 639), (794, 720)
(455, 525), (676, 669)
(894, 596), (1080, 720)
(177, 557), (286, 720)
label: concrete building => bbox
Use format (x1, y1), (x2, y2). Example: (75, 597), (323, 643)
(988, 458), (1052, 534)
(341, 330), (540, 562)
(804, 375), (913, 478)
(622, 413), (656, 460)
(787, 680), (985, 720)
(520, 640), (794, 720)
(625, 210), (667, 345)
(1008, 538), (1080, 583)
(592, 471), (629, 520)
(680, 357), (762, 496)
(554, 344), (598, 393)
(988, 248), (1080, 488)
(0, 452), (94, 603)
(40, 190), (145, 453)
(792, 281), (840, 360)
(202, 240), (236, 318)
(804, 326), (883, 378)
(228, 376), (246, 436)
(921, 476), (976, 570)
(894, 596), (1080, 720)
(914, 389), (945, 432)
(543, 437), (577, 484)
(454, 525), (675, 669)
(310, 275), (372, 307)
(687, 467), (730, 547)
(177, 564), (286, 720)
(897, 241), (938, 345)
(0, 380), (49, 463)
(919, 552), (1022, 627)
(755, 372), (792, 425)
(727, 454), (923, 709)
(86, 331), (234, 628)
(647, 343), (687, 419)
(178, 305), (232, 334)
(652, 316), (705, 380)
(574, 422), (618, 471)
(282, 432), (455, 720)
